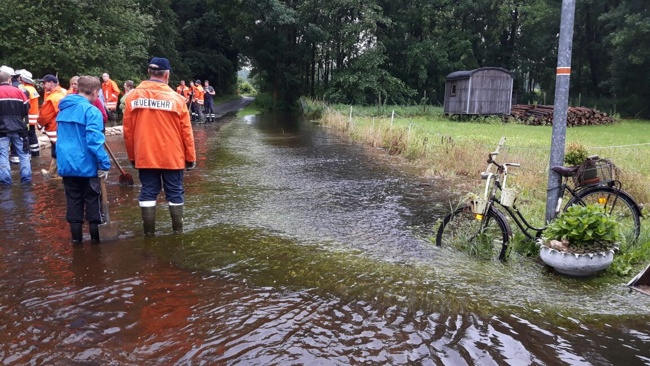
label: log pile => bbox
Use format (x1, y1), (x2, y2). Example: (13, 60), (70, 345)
(507, 105), (615, 126)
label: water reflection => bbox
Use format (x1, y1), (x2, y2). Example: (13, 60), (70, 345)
(0, 114), (649, 365)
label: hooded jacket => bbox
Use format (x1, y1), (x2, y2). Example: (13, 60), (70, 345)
(123, 80), (195, 169)
(55, 94), (111, 177)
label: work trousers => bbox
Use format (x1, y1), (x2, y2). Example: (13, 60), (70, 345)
(138, 169), (185, 204)
(203, 99), (214, 117)
(62, 176), (103, 224)
(27, 125), (39, 156)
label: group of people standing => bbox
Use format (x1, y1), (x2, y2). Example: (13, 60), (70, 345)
(175, 79), (216, 122)
(0, 57), (196, 244)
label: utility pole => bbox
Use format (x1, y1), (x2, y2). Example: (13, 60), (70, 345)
(545, 0), (577, 223)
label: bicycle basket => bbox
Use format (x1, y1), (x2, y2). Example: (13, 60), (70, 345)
(572, 158), (616, 187)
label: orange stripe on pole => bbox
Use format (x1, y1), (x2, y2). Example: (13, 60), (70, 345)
(556, 67), (571, 75)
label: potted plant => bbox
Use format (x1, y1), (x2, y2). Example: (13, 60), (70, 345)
(564, 142), (599, 185)
(539, 204), (620, 276)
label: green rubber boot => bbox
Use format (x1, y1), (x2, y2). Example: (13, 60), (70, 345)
(141, 206), (156, 237)
(169, 205), (183, 234)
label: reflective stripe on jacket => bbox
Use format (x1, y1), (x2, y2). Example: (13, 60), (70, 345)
(123, 80), (196, 170)
(22, 84), (39, 126)
(37, 86), (65, 143)
(193, 85), (204, 105)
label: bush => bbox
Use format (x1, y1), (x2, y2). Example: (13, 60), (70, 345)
(543, 204), (621, 251)
(254, 92), (279, 112)
(300, 98), (326, 120)
(564, 142), (589, 166)
(238, 78), (256, 95)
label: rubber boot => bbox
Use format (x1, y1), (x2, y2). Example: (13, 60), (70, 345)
(70, 222), (83, 244)
(169, 205), (183, 234)
(89, 223), (100, 244)
(141, 206), (156, 237)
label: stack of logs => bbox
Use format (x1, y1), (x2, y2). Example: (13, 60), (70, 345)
(507, 105), (615, 126)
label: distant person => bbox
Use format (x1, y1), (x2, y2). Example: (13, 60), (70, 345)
(192, 79), (205, 123)
(0, 70), (31, 185)
(56, 76), (111, 244)
(17, 70), (41, 157)
(119, 80), (134, 112)
(101, 72), (120, 123)
(203, 80), (216, 122)
(123, 57), (196, 236)
(176, 80), (190, 104)
(37, 74), (66, 178)
(70, 75), (108, 125)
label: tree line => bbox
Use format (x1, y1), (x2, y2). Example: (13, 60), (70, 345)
(1, 0), (648, 117)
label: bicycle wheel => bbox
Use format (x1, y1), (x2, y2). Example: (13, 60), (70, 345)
(436, 205), (512, 261)
(566, 187), (641, 244)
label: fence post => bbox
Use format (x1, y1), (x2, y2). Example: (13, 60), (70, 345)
(349, 106), (352, 124)
(391, 110), (395, 126)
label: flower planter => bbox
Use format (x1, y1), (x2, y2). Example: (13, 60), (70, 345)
(540, 246), (614, 277)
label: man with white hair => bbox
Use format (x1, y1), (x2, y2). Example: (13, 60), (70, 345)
(0, 71), (31, 185)
(101, 72), (120, 123)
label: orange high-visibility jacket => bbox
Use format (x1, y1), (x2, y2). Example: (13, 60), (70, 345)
(21, 84), (39, 126)
(102, 79), (120, 111)
(176, 85), (190, 103)
(192, 85), (204, 105)
(37, 85), (65, 143)
(123, 80), (196, 170)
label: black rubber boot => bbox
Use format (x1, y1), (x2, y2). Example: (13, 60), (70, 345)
(70, 222), (83, 244)
(169, 205), (183, 234)
(89, 223), (100, 244)
(141, 206), (156, 237)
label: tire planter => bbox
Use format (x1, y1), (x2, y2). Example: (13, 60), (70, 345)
(540, 246), (614, 277)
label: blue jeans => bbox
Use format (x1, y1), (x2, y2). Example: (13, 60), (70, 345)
(0, 133), (31, 185)
(138, 169), (185, 204)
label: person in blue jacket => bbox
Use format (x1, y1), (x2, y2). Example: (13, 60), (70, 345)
(56, 75), (111, 244)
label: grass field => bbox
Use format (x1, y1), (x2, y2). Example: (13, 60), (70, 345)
(320, 104), (650, 275)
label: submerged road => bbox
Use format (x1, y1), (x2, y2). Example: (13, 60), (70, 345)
(0, 112), (649, 364)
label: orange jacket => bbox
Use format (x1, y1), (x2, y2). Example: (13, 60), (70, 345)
(102, 79), (120, 110)
(21, 84), (39, 126)
(123, 80), (196, 169)
(192, 85), (204, 105)
(176, 85), (190, 102)
(37, 85), (65, 143)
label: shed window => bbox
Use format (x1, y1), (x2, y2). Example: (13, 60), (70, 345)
(450, 82), (457, 96)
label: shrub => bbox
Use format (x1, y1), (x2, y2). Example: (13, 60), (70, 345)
(564, 142), (589, 166)
(543, 204), (621, 251)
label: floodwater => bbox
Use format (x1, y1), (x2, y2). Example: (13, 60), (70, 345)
(1, 113), (649, 365)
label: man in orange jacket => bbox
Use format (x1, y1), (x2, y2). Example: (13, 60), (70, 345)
(191, 79), (205, 123)
(123, 57), (196, 236)
(16, 70), (40, 157)
(101, 72), (120, 122)
(176, 80), (190, 103)
(37, 74), (66, 177)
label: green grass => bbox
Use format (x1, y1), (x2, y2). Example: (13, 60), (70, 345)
(236, 99), (262, 117)
(320, 106), (650, 275)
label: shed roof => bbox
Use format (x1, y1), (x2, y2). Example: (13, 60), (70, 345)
(445, 67), (513, 81)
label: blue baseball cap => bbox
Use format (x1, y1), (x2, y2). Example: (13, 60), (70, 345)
(38, 74), (58, 83)
(148, 57), (171, 71)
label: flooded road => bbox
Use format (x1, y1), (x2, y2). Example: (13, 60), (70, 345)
(1, 113), (649, 365)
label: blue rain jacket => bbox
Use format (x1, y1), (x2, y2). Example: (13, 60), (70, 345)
(56, 94), (111, 177)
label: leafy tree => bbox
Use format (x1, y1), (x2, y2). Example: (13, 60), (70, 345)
(0, 0), (154, 83)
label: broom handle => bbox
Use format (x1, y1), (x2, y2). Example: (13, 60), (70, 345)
(104, 143), (127, 176)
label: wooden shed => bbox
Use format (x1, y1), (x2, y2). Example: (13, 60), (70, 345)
(443, 67), (514, 115)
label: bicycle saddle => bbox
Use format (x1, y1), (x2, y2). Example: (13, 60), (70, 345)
(551, 165), (578, 177)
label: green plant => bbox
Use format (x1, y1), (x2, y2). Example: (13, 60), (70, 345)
(543, 204), (621, 252)
(564, 142), (589, 166)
